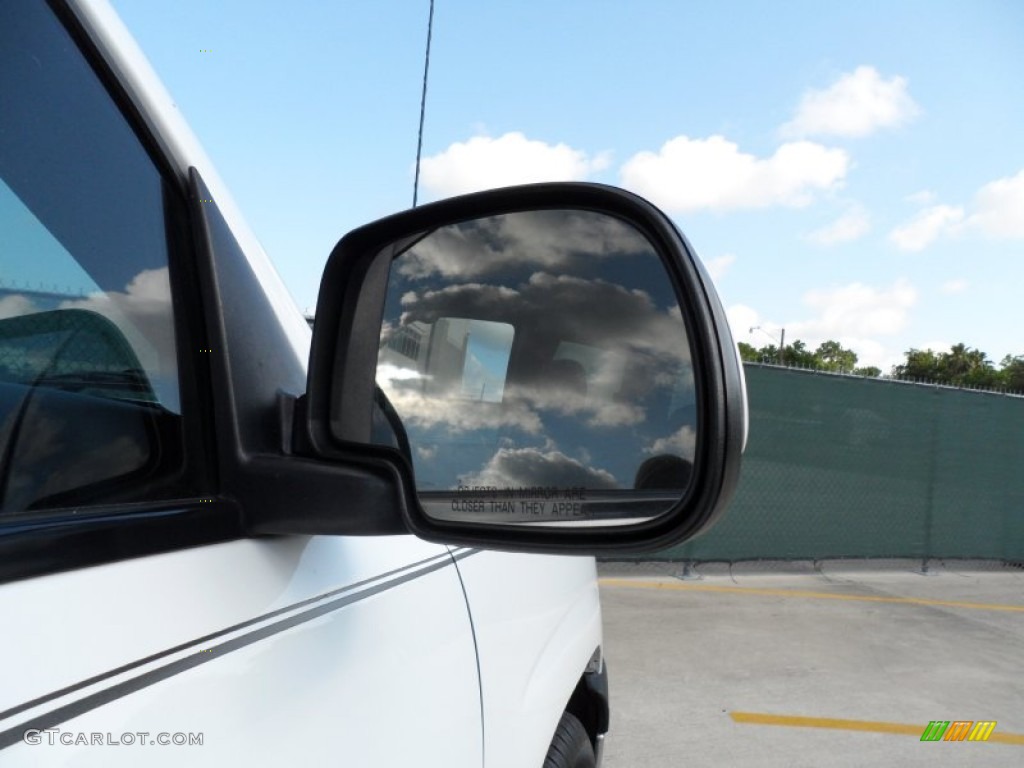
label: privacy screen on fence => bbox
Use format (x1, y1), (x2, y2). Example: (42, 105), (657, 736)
(645, 364), (1024, 563)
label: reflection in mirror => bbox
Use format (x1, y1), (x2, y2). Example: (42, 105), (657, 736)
(374, 209), (698, 527)
(380, 317), (513, 404)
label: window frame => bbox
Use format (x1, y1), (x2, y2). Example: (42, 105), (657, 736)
(0, 0), (241, 585)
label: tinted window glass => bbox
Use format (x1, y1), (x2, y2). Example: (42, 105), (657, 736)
(375, 210), (699, 522)
(0, 1), (190, 513)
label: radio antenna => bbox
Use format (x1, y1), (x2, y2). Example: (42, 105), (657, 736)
(412, 0), (435, 207)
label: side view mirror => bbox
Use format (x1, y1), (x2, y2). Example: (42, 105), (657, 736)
(303, 182), (746, 554)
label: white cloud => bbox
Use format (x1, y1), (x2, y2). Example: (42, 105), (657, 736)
(728, 281), (920, 371)
(728, 279), (920, 371)
(0, 294), (38, 320)
(706, 253), (736, 281)
(726, 304), (760, 339)
(965, 168), (1024, 239)
(419, 132), (606, 197)
(746, 280), (916, 370)
(889, 169), (1024, 251)
(795, 279), (917, 338)
(844, 338), (895, 371)
(888, 204), (965, 251)
(391, 272), (690, 430)
(35, 268), (180, 409)
(918, 340), (951, 353)
(805, 205), (871, 245)
(397, 209), (650, 280)
(390, 387), (545, 435)
(59, 268), (176, 377)
(400, 272), (691, 367)
(940, 278), (969, 295)
(378, 363), (424, 383)
(459, 447), (619, 490)
(646, 425), (697, 460)
(781, 65), (920, 139)
(620, 135), (848, 212)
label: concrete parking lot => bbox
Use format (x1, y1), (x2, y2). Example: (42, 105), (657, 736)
(597, 560), (1024, 767)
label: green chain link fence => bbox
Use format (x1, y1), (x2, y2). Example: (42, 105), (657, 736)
(636, 363), (1024, 563)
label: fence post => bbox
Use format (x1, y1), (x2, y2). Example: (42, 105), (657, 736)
(678, 561), (699, 580)
(919, 387), (940, 574)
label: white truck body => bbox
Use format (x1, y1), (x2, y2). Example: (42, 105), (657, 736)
(0, 2), (603, 765)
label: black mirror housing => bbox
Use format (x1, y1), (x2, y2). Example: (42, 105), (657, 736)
(303, 182), (745, 554)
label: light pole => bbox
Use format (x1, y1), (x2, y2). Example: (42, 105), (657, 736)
(749, 325), (786, 365)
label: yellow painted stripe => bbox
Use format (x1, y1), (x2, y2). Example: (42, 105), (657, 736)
(731, 711), (920, 736)
(729, 712), (1024, 746)
(598, 578), (1024, 613)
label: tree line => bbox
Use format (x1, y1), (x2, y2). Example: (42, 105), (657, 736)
(738, 339), (1024, 391)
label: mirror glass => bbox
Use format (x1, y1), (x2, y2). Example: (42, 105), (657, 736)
(374, 209), (698, 526)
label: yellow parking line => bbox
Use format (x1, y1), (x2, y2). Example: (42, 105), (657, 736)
(729, 711), (1024, 746)
(598, 578), (1024, 613)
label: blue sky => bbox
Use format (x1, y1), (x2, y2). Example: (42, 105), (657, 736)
(112, 0), (1024, 371)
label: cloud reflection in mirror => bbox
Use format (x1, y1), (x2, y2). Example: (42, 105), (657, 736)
(397, 210), (655, 280)
(375, 209), (698, 520)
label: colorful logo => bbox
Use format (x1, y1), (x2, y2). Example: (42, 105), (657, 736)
(920, 721), (997, 742)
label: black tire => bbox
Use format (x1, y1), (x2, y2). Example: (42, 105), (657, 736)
(542, 711), (596, 768)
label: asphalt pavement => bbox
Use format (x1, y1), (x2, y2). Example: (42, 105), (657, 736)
(597, 559), (1024, 767)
